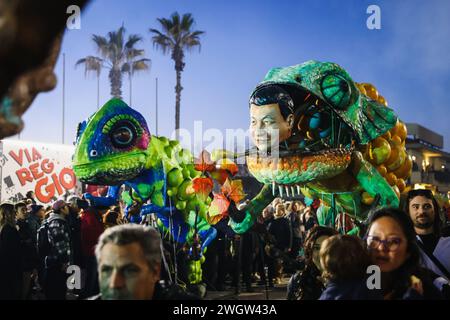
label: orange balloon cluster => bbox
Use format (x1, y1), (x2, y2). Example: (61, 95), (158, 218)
(357, 83), (412, 205)
(356, 83), (388, 106)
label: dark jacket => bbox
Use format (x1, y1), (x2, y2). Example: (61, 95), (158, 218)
(319, 279), (383, 300)
(268, 217), (291, 251)
(26, 213), (41, 245)
(287, 265), (324, 300)
(301, 214), (318, 233)
(17, 219), (39, 271)
(0, 224), (23, 299)
(67, 210), (83, 266)
(388, 269), (444, 300)
(88, 282), (200, 300)
(214, 217), (235, 239)
(287, 211), (302, 239)
(46, 213), (72, 268)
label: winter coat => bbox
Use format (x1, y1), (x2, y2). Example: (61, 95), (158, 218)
(81, 208), (105, 257)
(0, 224), (23, 299)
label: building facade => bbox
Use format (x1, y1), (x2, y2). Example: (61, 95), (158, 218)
(406, 123), (450, 194)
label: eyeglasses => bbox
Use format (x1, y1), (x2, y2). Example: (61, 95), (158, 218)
(366, 236), (403, 252)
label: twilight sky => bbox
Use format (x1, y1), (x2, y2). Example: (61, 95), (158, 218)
(10, 0), (450, 152)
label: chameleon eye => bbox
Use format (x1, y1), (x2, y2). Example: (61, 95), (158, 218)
(111, 120), (137, 149)
(320, 73), (352, 110)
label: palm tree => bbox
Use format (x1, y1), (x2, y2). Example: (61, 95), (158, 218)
(122, 48), (151, 105)
(78, 25), (150, 101)
(75, 56), (103, 109)
(150, 12), (204, 138)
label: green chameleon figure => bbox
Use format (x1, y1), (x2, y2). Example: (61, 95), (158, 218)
(72, 98), (275, 285)
(72, 98), (219, 285)
(229, 60), (411, 233)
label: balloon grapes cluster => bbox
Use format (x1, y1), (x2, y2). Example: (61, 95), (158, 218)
(356, 83), (412, 205)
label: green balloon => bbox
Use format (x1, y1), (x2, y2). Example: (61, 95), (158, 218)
(182, 167), (190, 179)
(179, 179), (195, 200)
(164, 145), (173, 157)
(167, 169), (183, 187)
(176, 200), (187, 210)
(188, 165), (201, 178)
(159, 136), (169, 145)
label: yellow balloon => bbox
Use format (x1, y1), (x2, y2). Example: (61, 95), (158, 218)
(396, 178), (406, 193)
(391, 135), (402, 146)
(389, 120), (399, 134)
(393, 155), (413, 180)
(358, 84), (367, 96)
(384, 144), (400, 166)
(387, 148), (406, 172)
(377, 164), (388, 176)
(386, 172), (398, 186)
(371, 137), (392, 165)
(363, 83), (379, 100)
(382, 130), (392, 140)
(394, 122), (407, 142)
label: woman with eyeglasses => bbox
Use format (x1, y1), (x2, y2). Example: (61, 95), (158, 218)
(365, 208), (442, 299)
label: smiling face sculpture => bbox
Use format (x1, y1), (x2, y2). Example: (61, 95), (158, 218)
(249, 86), (295, 152)
(246, 60), (408, 218)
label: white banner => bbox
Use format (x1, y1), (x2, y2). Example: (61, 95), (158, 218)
(0, 140), (80, 204)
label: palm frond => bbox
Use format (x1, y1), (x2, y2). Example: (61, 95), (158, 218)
(92, 35), (109, 58)
(180, 13), (194, 31)
(126, 48), (145, 60)
(150, 28), (174, 54)
(156, 18), (174, 34)
(131, 59), (151, 75)
(181, 29), (205, 52)
(171, 12), (181, 29)
(75, 56), (104, 77)
(125, 34), (143, 49)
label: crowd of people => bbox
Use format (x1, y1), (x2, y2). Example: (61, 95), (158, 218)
(0, 191), (118, 300)
(0, 189), (449, 300)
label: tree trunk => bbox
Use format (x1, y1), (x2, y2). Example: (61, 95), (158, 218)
(109, 68), (122, 99)
(174, 68), (183, 139)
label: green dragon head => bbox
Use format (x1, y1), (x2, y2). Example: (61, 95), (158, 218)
(73, 98), (151, 185)
(247, 60), (398, 187)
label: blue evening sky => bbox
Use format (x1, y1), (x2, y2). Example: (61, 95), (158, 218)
(12, 0), (450, 152)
